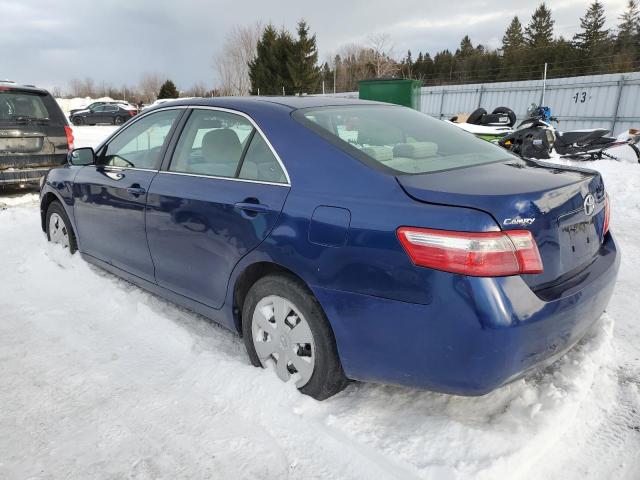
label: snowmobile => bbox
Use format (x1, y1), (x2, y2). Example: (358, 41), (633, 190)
(499, 105), (640, 163)
(448, 107), (516, 143)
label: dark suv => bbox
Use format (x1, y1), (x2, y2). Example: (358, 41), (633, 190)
(0, 82), (73, 188)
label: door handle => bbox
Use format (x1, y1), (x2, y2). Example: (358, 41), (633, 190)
(234, 202), (269, 214)
(126, 186), (146, 196)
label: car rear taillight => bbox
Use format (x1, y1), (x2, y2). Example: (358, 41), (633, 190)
(64, 125), (74, 150)
(603, 194), (610, 236)
(396, 227), (543, 276)
(129, 110), (136, 116)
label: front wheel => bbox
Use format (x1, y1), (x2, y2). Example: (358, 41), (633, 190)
(46, 201), (78, 253)
(242, 274), (348, 400)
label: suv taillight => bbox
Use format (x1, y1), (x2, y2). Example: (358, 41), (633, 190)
(64, 125), (74, 150)
(396, 227), (543, 276)
(603, 194), (610, 236)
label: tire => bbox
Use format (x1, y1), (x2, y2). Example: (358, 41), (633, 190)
(492, 106), (517, 127)
(72, 117), (83, 126)
(466, 107), (487, 125)
(46, 201), (78, 254)
(242, 274), (348, 400)
(629, 143), (640, 163)
(114, 116), (124, 125)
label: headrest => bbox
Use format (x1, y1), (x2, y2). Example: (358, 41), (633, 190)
(392, 142), (438, 159)
(361, 146), (393, 162)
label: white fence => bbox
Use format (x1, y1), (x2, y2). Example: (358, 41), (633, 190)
(329, 71), (640, 136)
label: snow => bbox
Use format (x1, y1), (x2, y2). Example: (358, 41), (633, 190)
(0, 127), (639, 479)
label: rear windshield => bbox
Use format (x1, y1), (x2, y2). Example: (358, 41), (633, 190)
(0, 91), (51, 123)
(294, 105), (514, 174)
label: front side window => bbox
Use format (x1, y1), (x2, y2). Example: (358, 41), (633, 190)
(295, 105), (514, 175)
(101, 109), (180, 169)
(170, 109), (286, 183)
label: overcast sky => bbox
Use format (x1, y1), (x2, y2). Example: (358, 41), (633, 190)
(0, 0), (630, 92)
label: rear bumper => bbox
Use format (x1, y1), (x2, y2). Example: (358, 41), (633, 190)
(0, 154), (66, 186)
(0, 167), (51, 186)
(313, 233), (620, 395)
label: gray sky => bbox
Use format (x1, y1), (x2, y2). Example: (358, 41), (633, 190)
(0, 0), (630, 92)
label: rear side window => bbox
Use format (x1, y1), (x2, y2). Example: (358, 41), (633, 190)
(0, 91), (49, 123)
(170, 109), (253, 178)
(239, 133), (286, 183)
(295, 105), (514, 174)
(170, 109), (287, 183)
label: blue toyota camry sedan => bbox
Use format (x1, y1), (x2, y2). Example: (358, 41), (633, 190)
(39, 97), (619, 400)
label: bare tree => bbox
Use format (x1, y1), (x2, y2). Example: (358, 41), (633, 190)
(367, 33), (398, 78)
(184, 82), (209, 97)
(68, 77), (97, 97)
(138, 72), (164, 103)
(212, 21), (262, 96)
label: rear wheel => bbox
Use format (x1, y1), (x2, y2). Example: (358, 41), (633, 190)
(72, 117), (83, 126)
(114, 116), (125, 125)
(46, 201), (77, 253)
(242, 274), (348, 400)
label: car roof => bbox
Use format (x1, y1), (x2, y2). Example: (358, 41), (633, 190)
(147, 95), (386, 113)
(0, 81), (50, 95)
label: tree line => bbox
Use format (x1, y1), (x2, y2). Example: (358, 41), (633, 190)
(242, 0), (640, 94)
(61, 0), (640, 100)
(402, 0), (640, 85)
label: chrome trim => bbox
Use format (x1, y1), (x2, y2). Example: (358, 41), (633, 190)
(158, 170), (289, 187)
(183, 106), (291, 185)
(96, 105), (189, 150)
(97, 104), (292, 186)
(102, 165), (157, 173)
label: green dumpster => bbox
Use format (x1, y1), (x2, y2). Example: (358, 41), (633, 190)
(358, 79), (422, 110)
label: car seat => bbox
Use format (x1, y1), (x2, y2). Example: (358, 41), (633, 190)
(190, 128), (242, 176)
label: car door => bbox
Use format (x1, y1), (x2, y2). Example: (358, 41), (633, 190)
(73, 108), (183, 281)
(103, 105), (118, 123)
(88, 105), (105, 124)
(145, 107), (290, 308)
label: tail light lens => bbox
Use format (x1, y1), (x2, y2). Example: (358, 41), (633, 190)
(64, 125), (74, 150)
(128, 110), (136, 116)
(396, 227), (543, 276)
(603, 194), (610, 236)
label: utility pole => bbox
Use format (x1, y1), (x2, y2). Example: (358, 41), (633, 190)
(541, 62), (548, 106)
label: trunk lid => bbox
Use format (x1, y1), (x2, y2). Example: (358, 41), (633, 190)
(396, 158), (606, 288)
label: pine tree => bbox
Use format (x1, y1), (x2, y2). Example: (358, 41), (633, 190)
(574, 0), (610, 60)
(157, 80), (179, 99)
(502, 16), (525, 53)
(617, 0), (640, 46)
(287, 20), (321, 94)
(613, 0), (639, 70)
(457, 35), (475, 58)
(249, 25), (292, 95)
(525, 3), (555, 48)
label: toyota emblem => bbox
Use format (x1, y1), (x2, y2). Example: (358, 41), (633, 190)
(583, 194), (595, 216)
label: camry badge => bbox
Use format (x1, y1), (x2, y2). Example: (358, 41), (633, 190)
(583, 194), (595, 216)
(503, 217), (535, 226)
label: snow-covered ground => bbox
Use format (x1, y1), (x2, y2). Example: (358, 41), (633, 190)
(0, 127), (639, 479)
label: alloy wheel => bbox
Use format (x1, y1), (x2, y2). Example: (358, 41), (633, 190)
(48, 212), (70, 249)
(251, 295), (316, 387)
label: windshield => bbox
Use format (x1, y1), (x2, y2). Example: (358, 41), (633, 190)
(0, 91), (49, 122)
(295, 105), (514, 174)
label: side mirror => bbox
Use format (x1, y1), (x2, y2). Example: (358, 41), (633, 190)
(69, 147), (95, 166)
